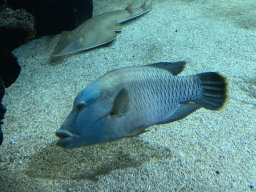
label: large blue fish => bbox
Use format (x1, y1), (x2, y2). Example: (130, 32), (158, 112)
(56, 61), (229, 148)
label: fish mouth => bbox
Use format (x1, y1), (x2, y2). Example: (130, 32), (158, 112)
(55, 130), (80, 148)
(56, 130), (74, 139)
(55, 129), (104, 149)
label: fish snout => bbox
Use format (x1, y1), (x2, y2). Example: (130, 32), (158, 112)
(55, 130), (73, 139)
(56, 130), (78, 148)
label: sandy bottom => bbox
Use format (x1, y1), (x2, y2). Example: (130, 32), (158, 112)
(0, 0), (255, 191)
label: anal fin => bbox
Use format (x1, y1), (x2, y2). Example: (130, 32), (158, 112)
(159, 102), (201, 124)
(124, 126), (148, 138)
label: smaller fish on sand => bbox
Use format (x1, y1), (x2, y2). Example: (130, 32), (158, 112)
(50, 1), (152, 58)
(56, 61), (229, 149)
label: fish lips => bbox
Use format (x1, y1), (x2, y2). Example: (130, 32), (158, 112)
(55, 130), (103, 149)
(55, 130), (81, 149)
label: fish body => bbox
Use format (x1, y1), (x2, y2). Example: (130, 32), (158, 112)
(51, 1), (152, 57)
(56, 61), (229, 148)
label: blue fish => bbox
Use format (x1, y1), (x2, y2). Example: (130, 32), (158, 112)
(56, 61), (229, 148)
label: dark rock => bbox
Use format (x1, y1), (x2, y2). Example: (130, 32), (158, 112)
(0, 53), (21, 88)
(0, 78), (5, 146)
(6, 0), (93, 38)
(0, 53), (20, 146)
(0, 103), (5, 124)
(0, 0), (7, 12)
(0, 125), (3, 145)
(0, 8), (36, 53)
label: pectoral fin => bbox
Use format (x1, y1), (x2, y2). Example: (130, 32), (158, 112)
(110, 88), (130, 117)
(113, 24), (122, 32)
(51, 31), (72, 56)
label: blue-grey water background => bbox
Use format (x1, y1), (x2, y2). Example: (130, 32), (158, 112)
(0, 0), (255, 191)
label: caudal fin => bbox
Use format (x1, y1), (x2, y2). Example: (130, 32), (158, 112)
(197, 72), (229, 111)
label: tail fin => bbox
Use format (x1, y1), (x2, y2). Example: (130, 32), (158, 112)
(197, 72), (229, 111)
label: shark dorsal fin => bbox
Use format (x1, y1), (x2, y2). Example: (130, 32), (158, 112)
(147, 61), (186, 76)
(141, 1), (147, 9)
(110, 88), (130, 117)
(125, 3), (133, 13)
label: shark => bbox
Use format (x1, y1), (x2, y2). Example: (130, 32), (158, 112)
(50, 1), (152, 58)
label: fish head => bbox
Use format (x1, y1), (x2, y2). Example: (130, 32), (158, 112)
(56, 75), (135, 149)
(55, 82), (112, 148)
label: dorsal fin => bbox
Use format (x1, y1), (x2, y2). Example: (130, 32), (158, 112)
(110, 88), (130, 117)
(147, 61), (186, 76)
(125, 3), (133, 13)
(140, 1), (147, 9)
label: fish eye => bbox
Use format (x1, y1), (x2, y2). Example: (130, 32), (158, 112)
(76, 98), (97, 111)
(85, 98), (96, 105)
(77, 101), (86, 110)
(80, 36), (84, 40)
